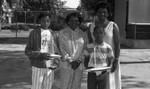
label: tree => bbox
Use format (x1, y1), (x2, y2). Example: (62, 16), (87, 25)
(80, 0), (115, 20)
(24, 0), (65, 13)
(6, 0), (66, 24)
(6, 0), (66, 14)
(81, 0), (106, 11)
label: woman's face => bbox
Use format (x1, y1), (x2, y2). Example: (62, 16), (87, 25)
(68, 16), (80, 30)
(96, 8), (108, 20)
(40, 16), (51, 29)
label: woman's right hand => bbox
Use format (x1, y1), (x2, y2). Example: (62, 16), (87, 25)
(28, 51), (41, 58)
(64, 54), (73, 62)
(87, 66), (94, 69)
(40, 53), (51, 60)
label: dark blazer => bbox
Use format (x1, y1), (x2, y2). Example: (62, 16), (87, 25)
(25, 28), (58, 68)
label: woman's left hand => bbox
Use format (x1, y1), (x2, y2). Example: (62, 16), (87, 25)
(111, 59), (118, 72)
(70, 60), (81, 70)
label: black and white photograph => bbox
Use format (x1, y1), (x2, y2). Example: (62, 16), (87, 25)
(0, 0), (150, 89)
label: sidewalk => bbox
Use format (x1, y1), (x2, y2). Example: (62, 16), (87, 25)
(119, 49), (150, 89)
(0, 44), (150, 89)
(120, 49), (150, 63)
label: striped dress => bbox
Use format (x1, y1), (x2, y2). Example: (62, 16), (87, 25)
(31, 66), (54, 89)
(31, 29), (55, 89)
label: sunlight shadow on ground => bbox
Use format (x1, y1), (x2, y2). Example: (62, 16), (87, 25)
(122, 75), (150, 89)
(0, 51), (31, 89)
(0, 82), (31, 89)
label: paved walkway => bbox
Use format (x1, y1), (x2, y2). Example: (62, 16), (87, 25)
(0, 44), (150, 89)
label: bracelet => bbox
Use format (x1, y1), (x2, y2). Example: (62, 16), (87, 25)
(76, 60), (81, 63)
(114, 58), (119, 63)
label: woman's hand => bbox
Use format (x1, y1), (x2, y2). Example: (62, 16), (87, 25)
(40, 53), (51, 60)
(86, 66), (94, 69)
(70, 60), (81, 70)
(26, 51), (41, 58)
(111, 59), (118, 73)
(64, 54), (73, 62)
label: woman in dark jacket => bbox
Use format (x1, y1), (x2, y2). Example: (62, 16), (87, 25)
(25, 13), (59, 89)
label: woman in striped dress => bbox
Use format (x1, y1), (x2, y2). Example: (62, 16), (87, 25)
(25, 13), (59, 89)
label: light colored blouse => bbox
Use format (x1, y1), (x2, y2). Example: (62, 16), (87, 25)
(40, 29), (54, 54)
(58, 27), (88, 70)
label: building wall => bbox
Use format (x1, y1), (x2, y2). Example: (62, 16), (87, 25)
(114, 0), (127, 42)
(114, 0), (150, 48)
(129, 0), (150, 23)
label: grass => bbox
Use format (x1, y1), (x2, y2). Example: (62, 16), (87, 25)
(0, 29), (30, 38)
(0, 29), (31, 44)
(0, 29), (131, 48)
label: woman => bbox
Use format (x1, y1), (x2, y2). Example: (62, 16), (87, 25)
(25, 13), (59, 89)
(88, 2), (121, 89)
(58, 12), (88, 89)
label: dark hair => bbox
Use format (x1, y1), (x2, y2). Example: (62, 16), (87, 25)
(65, 12), (83, 24)
(37, 13), (51, 22)
(93, 26), (104, 33)
(94, 1), (111, 16)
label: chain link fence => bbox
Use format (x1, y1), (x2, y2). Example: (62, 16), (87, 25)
(0, 11), (67, 38)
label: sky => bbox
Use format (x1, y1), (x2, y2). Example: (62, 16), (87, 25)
(61, 0), (80, 8)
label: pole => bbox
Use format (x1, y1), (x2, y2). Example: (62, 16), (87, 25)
(15, 11), (17, 38)
(25, 11), (27, 31)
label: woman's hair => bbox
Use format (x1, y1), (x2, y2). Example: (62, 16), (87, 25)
(93, 26), (104, 33)
(37, 13), (51, 22)
(93, 26), (99, 32)
(65, 12), (83, 24)
(94, 1), (111, 16)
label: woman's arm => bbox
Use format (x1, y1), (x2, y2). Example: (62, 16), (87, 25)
(58, 31), (70, 61)
(51, 32), (60, 54)
(111, 23), (120, 72)
(107, 46), (115, 67)
(113, 23), (120, 60)
(25, 30), (41, 59)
